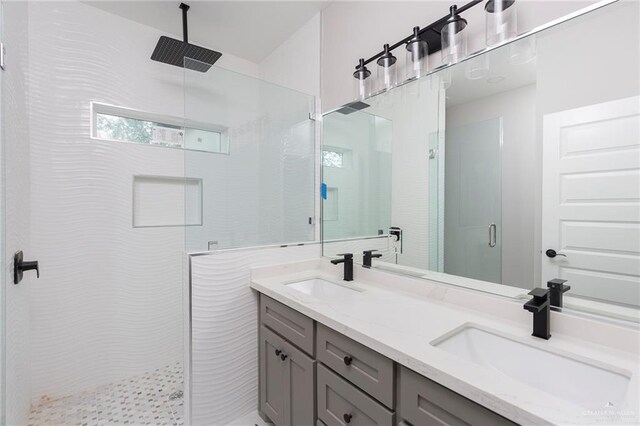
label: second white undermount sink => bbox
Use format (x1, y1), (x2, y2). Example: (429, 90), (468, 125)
(432, 325), (630, 409)
(285, 278), (362, 299)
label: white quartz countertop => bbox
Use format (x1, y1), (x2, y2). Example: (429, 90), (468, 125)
(250, 259), (640, 425)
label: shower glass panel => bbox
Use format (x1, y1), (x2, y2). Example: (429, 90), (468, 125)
(183, 60), (316, 253)
(443, 118), (502, 284)
(0, 2), (4, 423)
(322, 111), (392, 242)
(183, 59), (316, 425)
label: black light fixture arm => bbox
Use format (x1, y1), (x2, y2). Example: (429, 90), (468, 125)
(179, 3), (190, 43)
(357, 0), (483, 69)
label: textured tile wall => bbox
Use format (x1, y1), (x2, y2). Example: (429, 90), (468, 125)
(189, 244), (319, 425)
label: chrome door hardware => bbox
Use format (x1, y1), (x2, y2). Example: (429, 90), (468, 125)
(488, 223), (497, 247)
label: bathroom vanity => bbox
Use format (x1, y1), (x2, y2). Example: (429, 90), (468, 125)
(252, 259), (640, 426)
(259, 293), (515, 426)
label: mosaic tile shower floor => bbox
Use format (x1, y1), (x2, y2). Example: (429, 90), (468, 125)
(27, 362), (183, 426)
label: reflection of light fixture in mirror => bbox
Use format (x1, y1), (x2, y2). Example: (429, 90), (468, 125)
(509, 36), (537, 65)
(441, 5), (468, 65)
(431, 67), (452, 90)
(485, 0), (517, 46)
(465, 54), (490, 80)
(376, 44), (398, 92)
(353, 58), (372, 101)
(405, 27), (429, 81)
(487, 75), (505, 84)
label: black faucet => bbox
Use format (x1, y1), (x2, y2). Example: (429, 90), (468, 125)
(523, 288), (551, 340)
(547, 278), (571, 308)
(331, 253), (353, 281)
(362, 249), (382, 268)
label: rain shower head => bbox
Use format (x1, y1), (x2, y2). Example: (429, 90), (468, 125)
(151, 3), (222, 73)
(335, 101), (370, 114)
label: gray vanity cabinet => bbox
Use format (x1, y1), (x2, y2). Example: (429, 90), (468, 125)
(260, 325), (316, 426)
(397, 366), (517, 426)
(259, 293), (515, 426)
(317, 364), (395, 426)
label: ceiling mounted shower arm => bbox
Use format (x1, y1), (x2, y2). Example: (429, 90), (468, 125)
(358, 0), (483, 68)
(180, 3), (190, 43)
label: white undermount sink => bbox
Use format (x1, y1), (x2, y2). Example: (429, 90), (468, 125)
(432, 325), (630, 409)
(285, 278), (362, 299)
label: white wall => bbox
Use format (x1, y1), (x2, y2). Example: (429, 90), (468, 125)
(3, 2), (32, 424)
(320, 1), (598, 112)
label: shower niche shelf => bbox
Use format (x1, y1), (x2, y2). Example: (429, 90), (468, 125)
(133, 175), (202, 228)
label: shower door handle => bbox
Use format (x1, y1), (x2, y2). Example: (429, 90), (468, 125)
(13, 251), (40, 284)
(488, 223), (497, 248)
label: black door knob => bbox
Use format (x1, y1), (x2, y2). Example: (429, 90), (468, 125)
(13, 251), (40, 285)
(343, 355), (353, 366)
(275, 349), (281, 356)
(280, 353), (288, 361)
(545, 249), (567, 258)
(343, 413), (352, 423)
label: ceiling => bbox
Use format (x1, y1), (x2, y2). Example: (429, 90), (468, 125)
(84, 1), (329, 63)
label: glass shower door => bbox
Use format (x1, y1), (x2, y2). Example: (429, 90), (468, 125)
(0, 2), (4, 423)
(183, 59), (316, 425)
(444, 118), (502, 284)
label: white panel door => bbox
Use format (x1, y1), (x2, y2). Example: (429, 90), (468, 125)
(542, 96), (640, 306)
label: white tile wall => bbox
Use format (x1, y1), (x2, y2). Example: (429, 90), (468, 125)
(27, 2), (187, 403)
(189, 244), (320, 426)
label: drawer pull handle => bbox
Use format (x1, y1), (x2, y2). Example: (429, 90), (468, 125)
(343, 413), (352, 423)
(343, 355), (353, 366)
(275, 349), (282, 356)
(280, 353), (288, 361)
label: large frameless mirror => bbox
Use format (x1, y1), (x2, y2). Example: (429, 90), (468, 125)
(322, 1), (640, 323)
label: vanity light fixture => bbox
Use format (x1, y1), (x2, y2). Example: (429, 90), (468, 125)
(376, 44), (398, 92)
(349, 0), (482, 101)
(353, 58), (372, 101)
(485, 0), (517, 46)
(441, 5), (468, 65)
(405, 26), (429, 80)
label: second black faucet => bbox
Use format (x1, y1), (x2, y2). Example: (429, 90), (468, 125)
(363, 249), (382, 268)
(331, 253), (353, 281)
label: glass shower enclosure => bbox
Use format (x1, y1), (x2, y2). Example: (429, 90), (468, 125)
(183, 59), (316, 425)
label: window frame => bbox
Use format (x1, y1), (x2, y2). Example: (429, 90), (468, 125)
(90, 102), (230, 155)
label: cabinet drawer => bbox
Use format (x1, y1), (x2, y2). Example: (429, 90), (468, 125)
(261, 294), (314, 356)
(398, 366), (517, 426)
(317, 324), (394, 408)
(317, 364), (394, 426)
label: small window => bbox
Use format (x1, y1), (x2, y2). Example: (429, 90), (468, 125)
(91, 103), (229, 154)
(322, 150), (344, 168)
